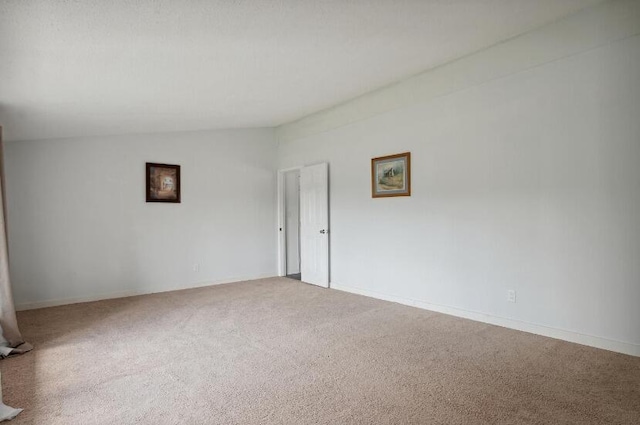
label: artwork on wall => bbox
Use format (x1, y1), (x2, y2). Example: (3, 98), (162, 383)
(371, 152), (411, 198)
(146, 163), (181, 203)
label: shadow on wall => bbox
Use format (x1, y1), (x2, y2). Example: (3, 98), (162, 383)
(0, 102), (126, 142)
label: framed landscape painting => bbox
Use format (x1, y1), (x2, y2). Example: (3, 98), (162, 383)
(371, 152), (411, 198)
(146, 163), (181, 203)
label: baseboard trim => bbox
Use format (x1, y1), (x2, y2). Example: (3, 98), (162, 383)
(331, 283), (640, 357)
(15, 273), (276, 311)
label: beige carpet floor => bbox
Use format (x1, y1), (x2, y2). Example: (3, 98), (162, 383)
(1, 277), (639, 424)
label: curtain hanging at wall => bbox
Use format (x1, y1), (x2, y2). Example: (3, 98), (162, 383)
(0, 128), (32, 421)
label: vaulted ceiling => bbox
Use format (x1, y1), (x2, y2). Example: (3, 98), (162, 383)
(0, 0), (602, 142)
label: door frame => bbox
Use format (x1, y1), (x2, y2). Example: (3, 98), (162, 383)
(277, 166), (303, 277)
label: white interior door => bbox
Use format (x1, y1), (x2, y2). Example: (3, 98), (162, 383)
(300, 163), (329, 287)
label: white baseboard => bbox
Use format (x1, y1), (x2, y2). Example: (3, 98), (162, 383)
(15, 273), (276, 311)
(330, 283), (640, 357)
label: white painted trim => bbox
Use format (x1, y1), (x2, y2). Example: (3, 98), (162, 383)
(331, 283), (640, 357)
(276, 0), (640, 142)
(15, 273), (275, 311)
(277, 166), (303, 277)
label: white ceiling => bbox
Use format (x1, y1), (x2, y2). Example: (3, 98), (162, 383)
(0, 0), (602, 142)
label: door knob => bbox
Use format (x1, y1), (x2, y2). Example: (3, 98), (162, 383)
(319, 229), (328, 234)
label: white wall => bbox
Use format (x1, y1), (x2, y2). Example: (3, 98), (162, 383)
(5, 128), (277, 309)
(284, 170), (300, 274)
(277, 1), (640, 356)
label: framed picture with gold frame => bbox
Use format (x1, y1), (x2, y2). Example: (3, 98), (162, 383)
(371, 152), (411, 198)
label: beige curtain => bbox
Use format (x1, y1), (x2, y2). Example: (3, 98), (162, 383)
(0, 127), (30, 356)
(0, 127), (31, 421)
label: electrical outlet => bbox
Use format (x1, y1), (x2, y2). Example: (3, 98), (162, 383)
(507, 290), (516, 303)
(193, 263), (200, 272)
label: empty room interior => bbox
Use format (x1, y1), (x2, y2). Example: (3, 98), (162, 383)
(1, 0), (639, 424)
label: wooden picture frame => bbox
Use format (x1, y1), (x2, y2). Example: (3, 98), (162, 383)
(146, 163), (181, 203)
(371, 152), (411, 198)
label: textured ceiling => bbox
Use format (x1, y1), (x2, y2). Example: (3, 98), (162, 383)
(0, 0), (602, 142)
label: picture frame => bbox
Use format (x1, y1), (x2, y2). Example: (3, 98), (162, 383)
(371, 152), (411, 198)
(146, 163), (181, 203)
